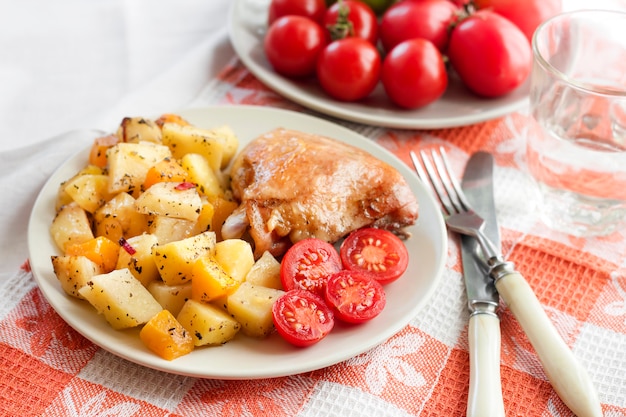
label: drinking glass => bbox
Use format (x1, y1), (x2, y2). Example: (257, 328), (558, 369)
(526, 9), (626, 236)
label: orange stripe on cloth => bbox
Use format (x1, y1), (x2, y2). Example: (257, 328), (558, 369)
(0, 344), (73, 416)
(507, 235), (609, 320)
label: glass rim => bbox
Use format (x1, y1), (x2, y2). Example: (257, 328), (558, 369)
(532, 9), (626, 97)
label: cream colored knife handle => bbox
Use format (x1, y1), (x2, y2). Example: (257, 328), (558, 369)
(467, 312), (505, 417)
(493, 265), (603, 417)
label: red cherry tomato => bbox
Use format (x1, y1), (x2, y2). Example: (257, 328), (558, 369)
(448, 10), (531, 98)
(324, 0), (378, 44)
(280, 238), (342, 295)
(473, 0), (562, 42)
(382, 38), (448, 109)
(268, 0), (327, 25)
(264, 16), (327, 78)
(316, 37), (381, 101)
(272, 290), (335, 347)
(324, 270), (386, 324)
(340, 228), (409, 285)
(379, 0), (459, 53)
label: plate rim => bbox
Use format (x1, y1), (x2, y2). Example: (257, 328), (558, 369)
(227, 0), (530, 130)
(28, 104), (447, 379)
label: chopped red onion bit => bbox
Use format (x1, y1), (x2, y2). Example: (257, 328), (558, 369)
(175, 182), (196, 191)
(118, 237), (136, 255)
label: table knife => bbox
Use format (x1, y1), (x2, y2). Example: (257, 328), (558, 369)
(461, 152), (505, 417)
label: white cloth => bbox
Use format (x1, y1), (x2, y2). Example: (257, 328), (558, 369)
(1, 0), (233, 150)
(0, 0), (235, 281)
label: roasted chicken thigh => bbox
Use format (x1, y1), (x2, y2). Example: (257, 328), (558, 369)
(221, 128), (419, 258)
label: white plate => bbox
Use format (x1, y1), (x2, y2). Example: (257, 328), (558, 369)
(228, 0), (530, 130)
(28, 105), (447, 379)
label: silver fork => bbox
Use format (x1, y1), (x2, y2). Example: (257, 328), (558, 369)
(410, 147), (602, 417)
(410, 148), (503, 268)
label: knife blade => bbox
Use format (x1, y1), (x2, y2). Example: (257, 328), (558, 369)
(461, 152), (505, 417)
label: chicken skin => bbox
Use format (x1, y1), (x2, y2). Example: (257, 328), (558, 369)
(221, 128), (419, 258)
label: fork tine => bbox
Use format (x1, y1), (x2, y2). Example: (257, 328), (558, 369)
(411, 147), (475, 217)
(438, 148), (472, 212)
(429, 149), (462, 214)
(421, 150), (455, 215)
(431, 147), (472, 214)
(409, 151), (431, 190)
(410, 149), (455, 215)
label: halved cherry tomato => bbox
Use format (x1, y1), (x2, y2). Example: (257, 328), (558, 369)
(340, 228), (409, 285)
(268, 0), (327, 25)
(272, 289), (335, 347)
(280, 238), (342, 295)
(264, 16), (327, 78)
(324, 270), (386, 323)
(324, 0), (378, 45)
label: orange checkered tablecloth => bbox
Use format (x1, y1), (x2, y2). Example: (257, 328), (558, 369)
(2, 59), (626, 416)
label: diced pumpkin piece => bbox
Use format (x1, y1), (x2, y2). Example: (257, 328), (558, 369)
(93, 192), (148, 241)
(155, 113), (190, 128)
(214, 239), (254, 283)
(116, 233), (160, 287)
(152, 231), (217, 286)
(65, 236), (120, 272)
(245, 251), (282, 290)
(192, 199), (215, 235)
(226, 282), (284, 338)
(51, 255), (103, 299)
(89, 134), (119, 168)
(78, 268), (163, 330)
(134, 181), (202, 221)
(209, 197), (239, 241)
(191, 256), (238, 303)
(116, 117), (162, 143)
(161, 123), (224, 172)
(143, 158), (189, 190)
(176, 299), (240, 346)
(50, 202), (94, 252)
(147, 280), (193, 317)
(139, 309), (194, 360)
(180, 153), (224, 199)
(107, 141), (171, 195)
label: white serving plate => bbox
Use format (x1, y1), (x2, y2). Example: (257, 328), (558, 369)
(28, 105), (447, 379)
(228, 0), (530, 130)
